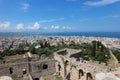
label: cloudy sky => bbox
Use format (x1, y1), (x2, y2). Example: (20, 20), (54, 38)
(0, 0), (120, 32)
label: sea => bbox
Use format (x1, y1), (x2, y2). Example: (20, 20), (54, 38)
(0, 32), (120, 38)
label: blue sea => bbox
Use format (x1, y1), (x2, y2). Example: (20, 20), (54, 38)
(0, 32), (120, 38)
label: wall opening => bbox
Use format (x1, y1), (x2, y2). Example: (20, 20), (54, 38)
(79, 69), (84, 79)
(3, 60), (6, 64)
(58, 64), (61, 75)
(9, 67), (13, 74)
(22, 69), (27, 75)
(43, 64), (48, 69)
(65, 60), (69, 66)
(58, 64), (61, 71)
(70, 52), (84, 58)
(57, 50), (68, 55)
(34, 78), (39, 80)
(86, 73), (93, 80)
(76, 58), (80, 61)
(65, 60), (69, 76)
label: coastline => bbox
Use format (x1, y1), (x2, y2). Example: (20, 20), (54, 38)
(0, 32), (120, 38)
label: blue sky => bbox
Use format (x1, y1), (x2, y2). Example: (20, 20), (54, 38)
(0, 0), (120, 32)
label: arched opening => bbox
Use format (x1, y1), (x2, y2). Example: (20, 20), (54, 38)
(3, 60), (6, 64)
(86, 73), (93, 80)
(43, 64), (48, 70)
(65, 60), (69, 65)
(65, 60), (69, 76)
(34, 78), (39, 80)
(79, 69), (84, 79)
(9, 67), (13, 74)
(58, 64), (61, 75)
(58, 64), (61, 71)
(66, 73), (71, 80)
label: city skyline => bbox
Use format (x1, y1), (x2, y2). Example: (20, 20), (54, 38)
(0, 0), (120, 32)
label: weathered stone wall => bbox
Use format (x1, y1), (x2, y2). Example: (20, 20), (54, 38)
(0, 59), (56, 80)
(6, 58), (29, 63)
(30, 60), (56, 79)
(0, 60), (5, 64)
(70, 67), (79, 80)
(0, 63), (28, 77)
(54, 49), (103, 80)
(0, 67), (10, 76)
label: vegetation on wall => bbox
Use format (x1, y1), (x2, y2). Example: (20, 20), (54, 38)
(112, 50), (120, 63)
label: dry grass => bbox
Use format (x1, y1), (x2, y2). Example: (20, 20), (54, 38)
(3, 54), (24, 60)
(43, 74), (63, 80)
(3, 53), (38, 61)
(14, 77), (30, 80)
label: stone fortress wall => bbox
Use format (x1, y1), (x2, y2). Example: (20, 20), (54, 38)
(54, 48), (120, 80)
(0, 48), (120, 80)
(0, 57), (56, 80)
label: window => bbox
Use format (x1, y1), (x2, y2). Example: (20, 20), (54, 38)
(58, 64), (61, 71)
(43, 64), (48, 69)
(79, 69), (84, 79)
(9, 67), (13, 74)
(22, 69), (27, 74)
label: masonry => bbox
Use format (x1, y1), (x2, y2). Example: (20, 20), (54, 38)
(54, 48), (111, 80)
(1, 48), (120, 80)
(0, 57), (56, 80)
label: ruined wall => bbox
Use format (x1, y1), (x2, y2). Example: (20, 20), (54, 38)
(0, 63), (28, 77)
(0, 59), (56, 80)
(70, 67), (79, 80)
(0, 67), (10, 76)
(30, 60), (56, 79)
(0, 60), (5, 64)
(6, 58), (29, 63)
(54, 49), (101, 80)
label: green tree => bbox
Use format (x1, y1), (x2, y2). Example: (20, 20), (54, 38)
(92, 44), (96, 57)
(31, 47), (36, 54)
(40, 42), (44, 48)
(96, 52), (106, 63)
(44, 41), (50, 47)
(19, 43), (25, 48)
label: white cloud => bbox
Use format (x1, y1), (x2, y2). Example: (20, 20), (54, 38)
(39, 17), (64, 23)
(27, 22), (40, 30)
(62, 26), (71, 30)
(0, 21), (10, 29)
(50, 25), (72, 30)
(51, 25), (60, 30)
(84, 0), (120, 6)
(16, 22), (40, 30)
(34, 22), (40, 29)
(16, 23), (24, 30)
(43, 27), (48, 30)
(21, 3), (30, 12)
